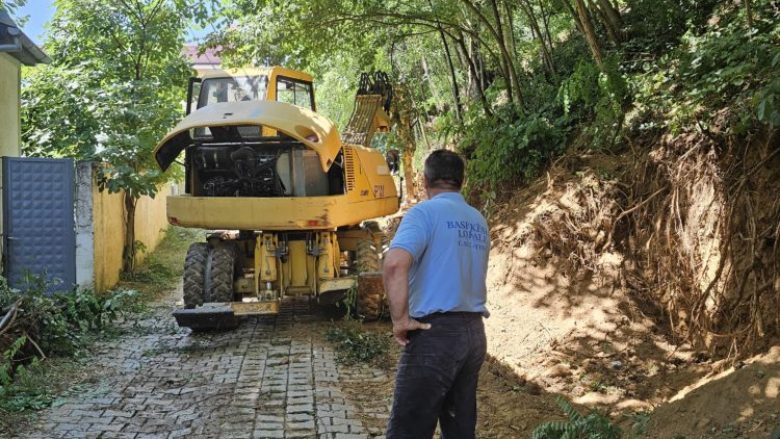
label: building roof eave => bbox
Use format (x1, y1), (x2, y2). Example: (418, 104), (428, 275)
(0, 9), (50, 66)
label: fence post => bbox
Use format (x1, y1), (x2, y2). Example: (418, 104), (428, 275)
(75, 160), (95, 291)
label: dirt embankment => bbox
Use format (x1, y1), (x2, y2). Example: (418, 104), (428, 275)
(478, 127), (780, 436)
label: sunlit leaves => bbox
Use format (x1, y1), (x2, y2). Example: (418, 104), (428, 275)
(21, 0), (193, 196)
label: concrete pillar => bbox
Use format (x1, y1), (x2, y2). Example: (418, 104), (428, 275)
(75, 161), (95, 290)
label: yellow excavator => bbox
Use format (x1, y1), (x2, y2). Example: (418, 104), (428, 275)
(153, 67), (400, 330)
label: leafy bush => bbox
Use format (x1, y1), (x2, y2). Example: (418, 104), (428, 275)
(0, 277), (138, 413)
(461, 105), (566, 195)
(0, 359), (58, 412)
(623, 0), (718, 54)
(632, 1), (780, 133)
(559, 58), (629, 148)
(532, 397), (622, 439)
(325, 322), (390, 366)
(0, 276), (138, 373)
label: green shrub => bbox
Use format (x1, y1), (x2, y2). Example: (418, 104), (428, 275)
(623, 0), (718, 55)
(558, 58), (629, 148)
(0, 276), (138, 371)
(631, 1), (780, 133)
(532, 397), (622, 439)
(461, 105), (566, 195)
(0, 277), (138, 414)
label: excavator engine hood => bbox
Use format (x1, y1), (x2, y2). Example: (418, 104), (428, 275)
(154, 100), (342, 172)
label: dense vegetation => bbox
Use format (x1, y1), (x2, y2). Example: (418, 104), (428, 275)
(0, 227), (196, 422)
(206, 0), (780, 356)
(207, 0), (778, 196)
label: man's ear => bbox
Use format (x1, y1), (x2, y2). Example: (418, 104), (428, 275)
(423, 175), (430, 190)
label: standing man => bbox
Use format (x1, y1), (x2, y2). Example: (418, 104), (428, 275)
(383, 150), (490, 439)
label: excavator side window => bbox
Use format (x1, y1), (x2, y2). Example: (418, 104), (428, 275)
(276, 76), (315, 111)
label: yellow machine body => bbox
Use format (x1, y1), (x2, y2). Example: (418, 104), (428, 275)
(155, 67), (397, 329)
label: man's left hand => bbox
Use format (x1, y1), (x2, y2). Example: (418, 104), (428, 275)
(392, 318), (431, 346)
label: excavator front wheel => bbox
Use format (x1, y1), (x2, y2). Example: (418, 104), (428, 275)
(183, 243), (209, 308)
(207, 244), (238, 303)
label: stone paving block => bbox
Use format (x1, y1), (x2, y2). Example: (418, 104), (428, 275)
(253, 430), (285, 438)
(12, 302), (396, 439)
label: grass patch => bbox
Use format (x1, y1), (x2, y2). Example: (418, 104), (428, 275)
(325, 321), (391, 367)
(119, 226), (203, 300)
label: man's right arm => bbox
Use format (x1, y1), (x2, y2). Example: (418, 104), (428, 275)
(384, 249), (430, 346)
(384, 207), (432, 346)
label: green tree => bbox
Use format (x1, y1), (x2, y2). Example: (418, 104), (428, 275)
(21, 0), (197, 272)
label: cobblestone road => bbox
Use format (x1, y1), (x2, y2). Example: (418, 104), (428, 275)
(12, 293), (394, 439)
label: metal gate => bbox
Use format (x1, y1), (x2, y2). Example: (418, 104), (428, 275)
(2, 157), (76, 293)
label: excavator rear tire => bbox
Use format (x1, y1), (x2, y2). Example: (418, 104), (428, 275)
(183, 243), (209, 308)
(207, 245), (237, 303)
(356, 239), (383, 321)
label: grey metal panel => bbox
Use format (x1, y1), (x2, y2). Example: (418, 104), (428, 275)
(3, 157), (76, 293)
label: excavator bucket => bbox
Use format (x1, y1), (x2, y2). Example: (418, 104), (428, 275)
(342, 72), (394, 146)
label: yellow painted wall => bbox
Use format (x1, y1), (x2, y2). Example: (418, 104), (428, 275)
(92, 183), (172, 293)
(0, 53), (21, 157)
(0, 54), (22, 264)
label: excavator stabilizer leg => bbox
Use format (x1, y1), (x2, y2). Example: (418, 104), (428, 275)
(173, 303), (240, 331)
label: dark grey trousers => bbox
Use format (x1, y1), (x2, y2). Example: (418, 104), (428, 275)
(386, 312), (487, 439)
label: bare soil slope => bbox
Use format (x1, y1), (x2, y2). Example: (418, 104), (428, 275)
(478, 144), (780, 437)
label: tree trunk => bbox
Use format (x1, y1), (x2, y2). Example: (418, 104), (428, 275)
(503, 1), (519, 58)
(402, 150), (416, 202)
(420, 56), (444, 114)
(539, 0), (554, 47)
(459, 0), (524, 106)
(745, 0), (754, 27)
(593, 0), (621, 45)
(597, 0), (622, 27)
(520, 0), (556, 75)
(574, 0), (604, 68)
(562, 0), (585, 35)
(392, 84), (419, 203)
(488, 0), (524, 106)
(122, 192), (138, 273)
(437, 28), (464, 124)
(456, 34), (493, 117)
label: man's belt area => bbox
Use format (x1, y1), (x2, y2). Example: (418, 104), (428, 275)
(417, 311), (484, 322)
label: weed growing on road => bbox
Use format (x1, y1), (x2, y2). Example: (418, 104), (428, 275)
(531, 397), (622, 439)
(119, 227), (202, 300)
(326, 321), (390, 366)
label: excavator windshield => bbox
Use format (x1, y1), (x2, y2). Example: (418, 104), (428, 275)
(198, 75), (268, 108)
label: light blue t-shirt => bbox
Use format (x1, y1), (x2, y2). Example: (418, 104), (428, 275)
(389, 192), (490, 318)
